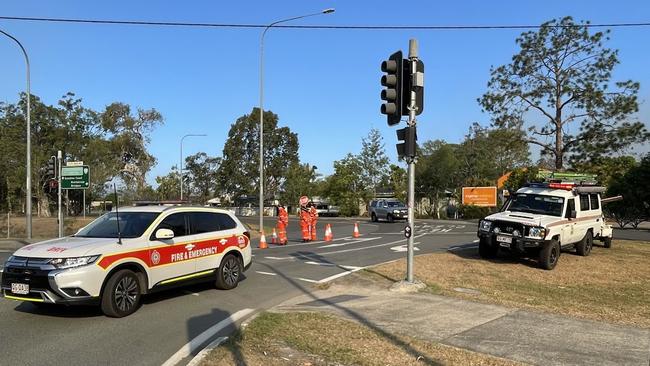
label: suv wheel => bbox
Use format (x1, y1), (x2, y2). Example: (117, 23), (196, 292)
(478, 237), (498, 259)
(603, 237), (612, 248)
(216, 254), (242, 290)
(576, 231), (593, 256)
(371, 213), (377, 222)
(539, 239), (560, 270)
(101, 269), (142, 318)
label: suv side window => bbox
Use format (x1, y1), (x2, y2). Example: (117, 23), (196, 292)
(370, 201), (377, 208)
(156, 213), (188, 237)
(579, 194), (590, 211)
(216, 213), (237, 230)
(566, 199), (575, 218)
(189, 212), (221, 235)
(590, 194), (600, 210)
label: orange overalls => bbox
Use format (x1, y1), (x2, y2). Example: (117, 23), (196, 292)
(277, 206), (289, 245)
(300, 207), (312, 242)
(309, 206), (318, 241)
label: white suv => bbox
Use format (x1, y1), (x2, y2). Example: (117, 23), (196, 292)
(1, 206), (252, 317)
(477, 182), (613, 270)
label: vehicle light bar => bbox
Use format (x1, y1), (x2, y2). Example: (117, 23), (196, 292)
(548, 183), (574, 190)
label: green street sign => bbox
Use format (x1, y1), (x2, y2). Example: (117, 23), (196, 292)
(61, 165), (90, 189)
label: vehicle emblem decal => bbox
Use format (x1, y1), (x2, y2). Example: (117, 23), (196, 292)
(151, 250), (161, 265)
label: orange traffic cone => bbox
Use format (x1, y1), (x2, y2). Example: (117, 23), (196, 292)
(324, 224), (333, 241)
(259, 231), (268, 249)
(353, 222), (360, 238)
(271, 228), (278, 244)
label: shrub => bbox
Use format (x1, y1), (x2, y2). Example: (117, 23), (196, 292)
(459, 204), (490, 220)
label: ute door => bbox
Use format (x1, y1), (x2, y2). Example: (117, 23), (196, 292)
(190, 212), (241, 273)
(148, 212), (196, 286)
(561, 198), (578, 245)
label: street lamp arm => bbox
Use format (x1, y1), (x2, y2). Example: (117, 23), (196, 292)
(1, 28), (32, 239)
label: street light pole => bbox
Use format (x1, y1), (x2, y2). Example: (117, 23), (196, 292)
(259, 8), (334, 233)
(179, 134), (207, 201)
(1, 29), (32, 239)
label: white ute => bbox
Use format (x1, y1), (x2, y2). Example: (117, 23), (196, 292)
(477, 181), (613, 270)
(1, 205), (252, 317)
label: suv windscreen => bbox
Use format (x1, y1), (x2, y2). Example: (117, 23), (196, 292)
(387, 201), (405, 208)
(75, 212), (160, 238)
(508, 194), (564, 217)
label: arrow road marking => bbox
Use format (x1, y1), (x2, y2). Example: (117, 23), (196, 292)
(390, 244), (421, 253)
(317, 236), (381, 248)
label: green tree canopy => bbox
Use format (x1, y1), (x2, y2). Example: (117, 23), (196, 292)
(479, 16), (648, 170)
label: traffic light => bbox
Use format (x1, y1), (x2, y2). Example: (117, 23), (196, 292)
(396, 126), (417, 159)
(381, 51), (403, 126)
(402, 60), (425, 116)
(46, 156), (56, 178)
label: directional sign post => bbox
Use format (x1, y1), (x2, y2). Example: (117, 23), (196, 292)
(61, 165), (90, 189)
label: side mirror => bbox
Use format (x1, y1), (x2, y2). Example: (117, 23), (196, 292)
(570, 210), (577, 219)
(155, 228), (175, 240)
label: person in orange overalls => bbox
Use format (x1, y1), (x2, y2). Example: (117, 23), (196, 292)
(299, 196), (311, 242)
(309, 202), (319, 241)
(276, 203), (289, 245)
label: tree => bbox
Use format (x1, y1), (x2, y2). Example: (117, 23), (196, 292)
(281, 162), (317, 207)
(416, 140), (461, 218)
(216, 108), (299, 202)
(572, 155), (636, 187)
(456, 124), (530, 186)
(605, 155), (649, 228)
(503, 166), (541, 192)
(323, 154), (366, 216)
(479, 16), (648, 170)
(155, 168), (181, 201)
(382, 164), (407, 202)
(184, 152), (220, 203)
(358, 128), (390, 195)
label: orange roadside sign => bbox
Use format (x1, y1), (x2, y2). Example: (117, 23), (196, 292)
(462, 187), (497, 207)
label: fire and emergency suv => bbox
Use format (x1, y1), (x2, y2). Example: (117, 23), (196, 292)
(1, 206), (252, 317)
(477, 180), (614, 270)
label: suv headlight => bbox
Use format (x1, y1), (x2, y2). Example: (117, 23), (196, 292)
(48, 255), (99, 269)
(479, 220), (492, 232)
(528, 227), (546, 239)
(393, 209), (400, 213)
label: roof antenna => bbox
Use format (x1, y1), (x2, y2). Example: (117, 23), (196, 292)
(113, 183), (123, 245)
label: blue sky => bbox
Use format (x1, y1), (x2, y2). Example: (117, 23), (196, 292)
(1, 0), (649, 184)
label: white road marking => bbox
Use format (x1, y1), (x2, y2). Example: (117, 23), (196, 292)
(317, 266), (366, 284)
(319, 234), (427, 255)
(317, 236), (381, 248)
(294, 277), (319, 283)
(390, 244), (421, 253)
(161, 308), (255, 366)
(255, 271), (277, 276)
(264, 256), (290, 260)
(448, 245), (478, 252)
(304, 261), (336, 267)
(186, 337), (228, 366)
(254, 236), (353, 250)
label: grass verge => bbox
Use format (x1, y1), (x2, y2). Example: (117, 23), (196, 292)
(203, 312), (524, 366)
(367, 240), (650, 328)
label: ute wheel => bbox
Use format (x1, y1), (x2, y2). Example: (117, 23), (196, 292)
(478, 237), (498, 259)
(603, 237), (612, 248)
(216, 254), (242, 290)
(371, 213), (377, 222)
(576, 231), (593, 256)
(539, 239), (561, 270)
(101, 269), (142, 318)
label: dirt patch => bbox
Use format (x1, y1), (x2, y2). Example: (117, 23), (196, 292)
(368, 240), (650, 328)
(203, 312), (525, 366)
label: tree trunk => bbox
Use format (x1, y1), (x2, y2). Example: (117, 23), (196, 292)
(555, 87), (564, 170)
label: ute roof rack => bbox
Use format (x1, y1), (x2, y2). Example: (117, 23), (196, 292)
(523, 180), (606, 193)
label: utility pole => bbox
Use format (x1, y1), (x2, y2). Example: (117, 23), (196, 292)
(57, 150), (63, 238)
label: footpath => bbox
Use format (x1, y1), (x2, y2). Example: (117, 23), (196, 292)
(273, 274), (650, 366)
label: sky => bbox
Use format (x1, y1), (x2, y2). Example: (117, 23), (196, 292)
(1, 0), (649, 185)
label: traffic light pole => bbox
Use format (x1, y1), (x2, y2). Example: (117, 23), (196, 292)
(406, 39), (418, 283)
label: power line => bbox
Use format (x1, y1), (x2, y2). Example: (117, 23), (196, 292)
(1, 15), (650, 30)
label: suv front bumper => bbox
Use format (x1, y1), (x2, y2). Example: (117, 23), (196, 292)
(1, 259), (100, 306)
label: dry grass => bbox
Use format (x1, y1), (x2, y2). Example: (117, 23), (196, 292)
(369, 240), (650, 328)
(0, 215), (96, 238)
(203, 312), (525, 366)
